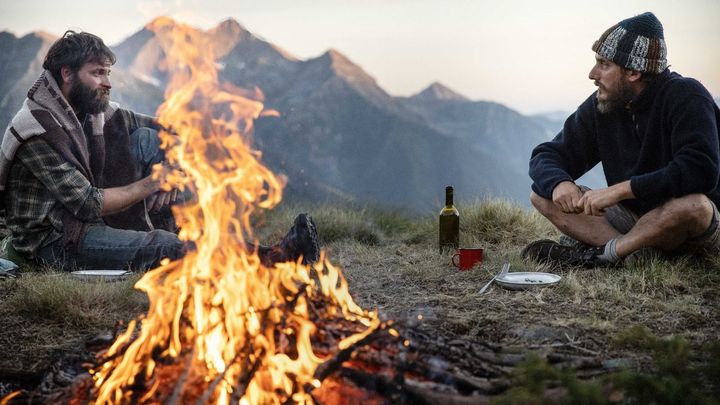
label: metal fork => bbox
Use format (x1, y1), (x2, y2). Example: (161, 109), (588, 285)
(478, 263), (510, 294)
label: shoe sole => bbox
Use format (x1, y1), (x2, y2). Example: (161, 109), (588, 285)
(520, 239), (557, 261)
(297, 213), (320, 264)
(521, 239), (600, 268)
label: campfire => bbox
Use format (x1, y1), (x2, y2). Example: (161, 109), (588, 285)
(86, 18), (386, 404)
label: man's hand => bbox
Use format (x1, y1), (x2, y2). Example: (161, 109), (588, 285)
(151, 161), (188, 190)
(101, 162), (186, 216)
(146, 162), (186, 213)
(146, 189), (179, 213)
(552, 181), (583, 214)
(101, 173), (168, 216)
(577, 181), (634, 216)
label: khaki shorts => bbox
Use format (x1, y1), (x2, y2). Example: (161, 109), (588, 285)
(579, 186), (720, 254)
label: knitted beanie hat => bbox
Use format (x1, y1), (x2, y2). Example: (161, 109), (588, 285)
(592, 12), (667, 74)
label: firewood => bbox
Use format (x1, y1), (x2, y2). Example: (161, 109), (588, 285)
(546, 353), (601, 369)
(312, 326), (384, 383)
(229, 346), (264, 405)
(402, 379), (493, 405)
(167, 348), (195, 405)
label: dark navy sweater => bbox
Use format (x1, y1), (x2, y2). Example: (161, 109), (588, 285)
(529, 70), (720, 215)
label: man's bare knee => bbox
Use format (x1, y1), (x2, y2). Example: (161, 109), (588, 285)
(657, 194), (713, 235)
(530, 191), (554, 215)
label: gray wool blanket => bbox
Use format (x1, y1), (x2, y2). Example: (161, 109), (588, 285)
(0, 70), (119, 192)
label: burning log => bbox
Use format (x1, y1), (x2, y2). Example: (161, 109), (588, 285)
(311, 324), (383, 383)
(166, 347), (194, 405)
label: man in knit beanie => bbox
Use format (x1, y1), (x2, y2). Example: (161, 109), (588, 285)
(590, 12), (667, 114)
(523, 12), (720, 268)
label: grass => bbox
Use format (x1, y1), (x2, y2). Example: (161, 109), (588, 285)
(1, 198), (719, 401)
(492, 326), (720, 404)
(8, 272), (146, 328)
(0, 271), (146, 394)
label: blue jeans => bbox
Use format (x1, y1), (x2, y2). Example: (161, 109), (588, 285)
(37, 225), (188, 270)
(37, 128), (189, 271)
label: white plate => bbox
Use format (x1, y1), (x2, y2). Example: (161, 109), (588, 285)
(495, 272), (561, 290)
(70, 270), (132, 281)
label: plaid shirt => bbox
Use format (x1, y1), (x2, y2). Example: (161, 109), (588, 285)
(4, 137), (103, 255)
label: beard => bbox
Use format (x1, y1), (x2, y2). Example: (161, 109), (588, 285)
(595, 78), (634, 114)
(68, 74), (110, 115)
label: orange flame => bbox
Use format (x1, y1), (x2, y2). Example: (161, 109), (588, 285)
(91, 17), (378, 404)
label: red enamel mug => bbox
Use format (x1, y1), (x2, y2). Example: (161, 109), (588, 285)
(451, 248), (484, 270)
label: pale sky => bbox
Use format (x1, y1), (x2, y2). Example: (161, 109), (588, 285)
(1, 0), (718, 114)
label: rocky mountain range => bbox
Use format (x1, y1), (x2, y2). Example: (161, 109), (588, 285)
(0, 18), (603, 211)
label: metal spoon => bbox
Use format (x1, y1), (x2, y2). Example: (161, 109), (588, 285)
(479, 263), (510, 294)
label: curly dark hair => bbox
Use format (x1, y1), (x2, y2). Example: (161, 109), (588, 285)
(42, 30), (116, 86)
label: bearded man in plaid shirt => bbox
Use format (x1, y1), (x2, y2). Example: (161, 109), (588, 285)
(0, 31), (318, 271)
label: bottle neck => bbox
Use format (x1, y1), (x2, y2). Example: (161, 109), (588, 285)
(445, 188), (454, 207)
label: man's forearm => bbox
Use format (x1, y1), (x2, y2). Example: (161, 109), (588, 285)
(610, 180), (635, 201)
(100, 175), (159, 216)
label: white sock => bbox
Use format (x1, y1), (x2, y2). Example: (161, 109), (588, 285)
(597, 238), (621, 263)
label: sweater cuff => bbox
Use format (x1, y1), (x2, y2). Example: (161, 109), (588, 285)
(531, 176), (573, 200)
(630, 171), (672, 200)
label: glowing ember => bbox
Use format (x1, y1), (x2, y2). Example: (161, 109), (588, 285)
(90, 18), (379, 404)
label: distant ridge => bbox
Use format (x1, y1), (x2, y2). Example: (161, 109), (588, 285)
(412, 82), (469, 102)
(0, 31), (56, 129)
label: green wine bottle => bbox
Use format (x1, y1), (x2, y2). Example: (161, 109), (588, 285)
(439, 186), (459, 252)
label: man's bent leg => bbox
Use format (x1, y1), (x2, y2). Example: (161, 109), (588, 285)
(80, 225), (188, 270)
(37, 225), (188, 271)
(129, 127), (180, 232)
(615, 194), (715, 257)
(530, 191), (621, 246)
(680, 201), (720, 254)
(130, 127), (164, 179)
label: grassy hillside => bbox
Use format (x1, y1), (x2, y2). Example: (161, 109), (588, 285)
(1, 199), (718, 401)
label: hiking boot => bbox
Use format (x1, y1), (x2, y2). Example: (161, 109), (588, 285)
(280, 213), (320, 265)
(521, 239), (605, 268)
(558, 234), (592, 249)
